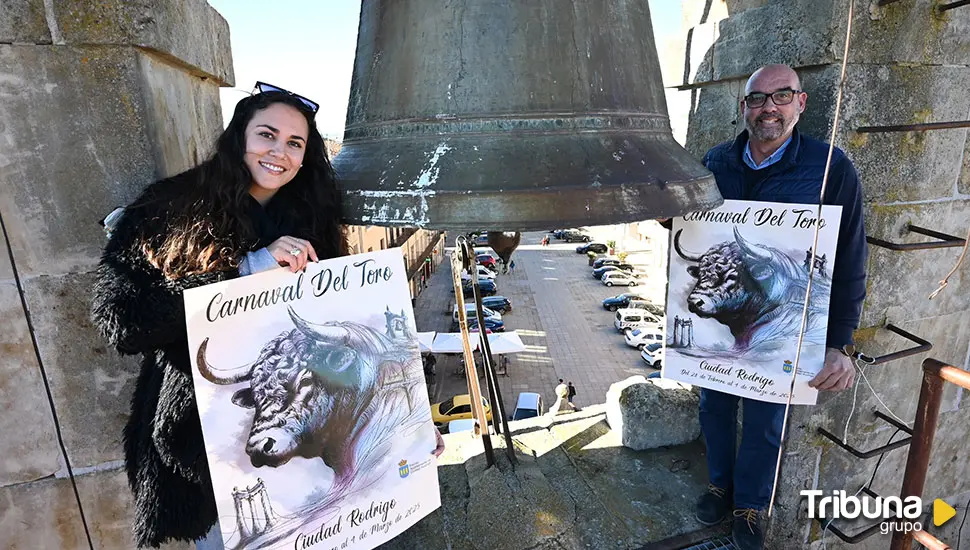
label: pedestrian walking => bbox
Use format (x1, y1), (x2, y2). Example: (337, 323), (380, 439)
(508, 259), (516, 274)
(567, 381), (580, 411)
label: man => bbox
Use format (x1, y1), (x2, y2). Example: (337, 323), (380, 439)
(567, 381), (580, 411)
(691, 64), (867, 550)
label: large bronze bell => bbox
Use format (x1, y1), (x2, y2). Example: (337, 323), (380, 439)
(333, 0), (721, 230)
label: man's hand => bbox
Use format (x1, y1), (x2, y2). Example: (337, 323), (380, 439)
(808, 348), (855, 391)
(431, 425), (445, 458)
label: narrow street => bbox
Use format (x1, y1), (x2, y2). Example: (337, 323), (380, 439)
(413, 230), (667, 418)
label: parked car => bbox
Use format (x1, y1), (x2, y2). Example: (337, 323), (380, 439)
(562, 230), (591, 243)
(592, 263), (634, 279)
(461, 316), (506, 332)
(625, 327), (664, 349)
(432, 394), (492, 426)
(552, 228), (576, 239)
(602, 293), (646, 312)
(481, 295), (512, 313)
(602, 271), (641, 287)
(626, 300), (666, 318)
(474, 234), (489, 245)
(614, 309), (664, 333)
(510, 392), (544, 420)
(461, 278), (498, 297)
(452, 303), (502, 323)
(640, 342), (664, 368)
(592, 257), (621, 269)
(444, 418), (477, 434)
(576, 242), (608, 254)
(477, 254), (498, 269)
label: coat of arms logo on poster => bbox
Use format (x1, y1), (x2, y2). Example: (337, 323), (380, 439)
(183, 248), (440, 549)
(663, 199), (842, 405)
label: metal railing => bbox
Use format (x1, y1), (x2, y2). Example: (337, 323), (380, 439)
(890, 358), (970, 550)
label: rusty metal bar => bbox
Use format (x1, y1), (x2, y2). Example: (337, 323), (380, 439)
(939, 0), (970, 11)
(867, 224), (968, 251)
(911, 529), (952, 550)
(857, 120), (970, 133)
(817, 489), (900, 544)
(869, 324), (933, 365)
(889, 358), (959, 550)
(818, 410), (913, 458)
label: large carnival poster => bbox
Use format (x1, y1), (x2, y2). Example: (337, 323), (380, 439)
(663, 199), (842, 406)
(183, 248), (440, 550)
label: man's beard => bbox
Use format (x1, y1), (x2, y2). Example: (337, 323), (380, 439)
(745, 112), (792, 142)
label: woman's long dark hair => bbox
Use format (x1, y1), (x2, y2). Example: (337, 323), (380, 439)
(136, 92), (346, 278)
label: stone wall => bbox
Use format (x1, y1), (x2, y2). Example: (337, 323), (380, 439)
(0, 1), (232, 548)
(671, 1), (970, 548)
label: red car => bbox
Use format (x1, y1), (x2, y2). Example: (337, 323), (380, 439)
(477, 254), (497, 269)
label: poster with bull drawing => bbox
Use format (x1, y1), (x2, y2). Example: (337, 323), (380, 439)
(183, 248), (440, 550)
(663, 199), (842, 405)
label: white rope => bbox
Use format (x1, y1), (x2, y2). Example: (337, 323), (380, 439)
(767, 0), (856, 519)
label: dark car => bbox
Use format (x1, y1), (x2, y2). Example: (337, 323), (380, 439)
(562, 230), (591, 243)
(602, 292), (645, 312)
(552, 228), (574, 239)
(575, 242), (608, 254)
(481, 295), (512, 313)
(462, 278), (497, 297)
(592, 257), (621, 269)
(592, 263), (634, 279)
(463, 317), (506, 332)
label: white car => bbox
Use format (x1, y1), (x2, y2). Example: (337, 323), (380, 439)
(602, 271), (641, 287)
(624, 327), (664, 349)
(614, 308), (664, 333)
(640, 343), (664, 368)
(461, 264), (498, 280)
(452, 303), (502, 323)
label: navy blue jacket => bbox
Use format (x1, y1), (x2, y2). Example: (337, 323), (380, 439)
(702, 127), (867, 348)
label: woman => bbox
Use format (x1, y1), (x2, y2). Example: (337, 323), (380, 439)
(91, 85), (346, 547)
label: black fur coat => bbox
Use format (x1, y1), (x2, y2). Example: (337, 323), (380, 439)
(91, 175), (294, 547)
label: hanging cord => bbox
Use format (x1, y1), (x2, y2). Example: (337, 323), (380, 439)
(842, 355), (912, 444)
(928, 224), (970, 300)
(0, 212), (94, 549)
(767, 0), (856, 519)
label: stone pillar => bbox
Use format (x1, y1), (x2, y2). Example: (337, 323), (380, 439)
(0, 1), (232, 548)
(673, 1), (970, 548)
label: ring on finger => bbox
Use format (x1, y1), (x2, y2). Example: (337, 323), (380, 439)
(289, 247), (302, 256)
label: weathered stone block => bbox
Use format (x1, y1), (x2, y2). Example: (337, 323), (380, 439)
(861, 200), (970, 327)
(961, 133), (970, 196)
(23, 272), (140, 468)
(851, 0), (970, 67)
(683, 79), (744, 158)
(74, 468), (194, 550)
(0, 225), (12, 281)
(0, 0), (50, 43)
(51, 0), (233, 85)
(837, 65), (970, 203)
(712, 0), (842, 82)
(0, 45), (155, 278)
(136, 50), (224, 177)
(0, 283), (63, 487)
(0, 475), (88, 549)
(605, 375), (700, 450)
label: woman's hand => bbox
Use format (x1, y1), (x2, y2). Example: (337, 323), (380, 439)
(432, 426), (445, 458)
(267, 236), (318, 272)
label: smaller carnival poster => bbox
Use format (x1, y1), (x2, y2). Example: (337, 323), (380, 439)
(663, 199), (842, 405)
(184, 248), (439, 549)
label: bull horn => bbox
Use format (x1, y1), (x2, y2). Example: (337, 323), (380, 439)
(733, 227), (771, 262)
(673, 230), (702, 262)
(287, 306), (350, 344)
(196, 338), (254, 385)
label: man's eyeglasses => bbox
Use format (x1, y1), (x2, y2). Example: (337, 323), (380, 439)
(253, 81), (319, 115)
(743, 88), (802, 109)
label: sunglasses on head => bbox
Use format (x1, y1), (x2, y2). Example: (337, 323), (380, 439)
(743, 88), (802, 109)
(253, 81), (319, 116)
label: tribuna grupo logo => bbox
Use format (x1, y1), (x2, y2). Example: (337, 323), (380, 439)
(802, 490), (923, 535)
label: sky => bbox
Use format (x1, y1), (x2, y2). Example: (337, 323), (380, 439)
(208, 1), (684, 140)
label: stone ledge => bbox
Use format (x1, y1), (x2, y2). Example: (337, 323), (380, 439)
(605, 376), (701, 451)
(50, 0), (233, 85)
(0, 0), (52, 44)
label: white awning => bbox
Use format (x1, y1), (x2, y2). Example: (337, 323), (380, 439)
(431, 332), (479, 354)
(485, 331), (527, 354)
(417, 331), (436, 353)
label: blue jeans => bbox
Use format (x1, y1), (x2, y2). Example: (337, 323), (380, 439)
(699, 388), (786, 510)
(195, 522), (224, 550)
